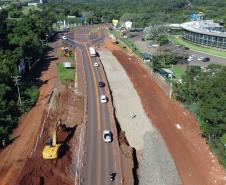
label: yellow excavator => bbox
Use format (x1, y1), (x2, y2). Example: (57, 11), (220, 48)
(42, 121), (61, 160)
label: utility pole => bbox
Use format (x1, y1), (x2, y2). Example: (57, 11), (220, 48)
(11, 76), (22, 106)
(169, 64), (173, 98)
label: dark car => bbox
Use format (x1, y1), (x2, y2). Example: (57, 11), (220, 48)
(202, 57), (210, 62)
(98, 81), (105, 88)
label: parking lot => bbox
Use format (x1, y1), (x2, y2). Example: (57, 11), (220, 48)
(132, 34), (226, 67)
(187, 50), (226, 67)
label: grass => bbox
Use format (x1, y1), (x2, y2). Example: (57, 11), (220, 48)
(172, 65), (186, 79)
(109, 29), (141, 57)
(57, 63), (75, 85)
(109, 29), (122, 38)
(169, 35), (226, 58)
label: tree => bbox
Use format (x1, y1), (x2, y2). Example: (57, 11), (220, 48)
(143, 24), (169, 41)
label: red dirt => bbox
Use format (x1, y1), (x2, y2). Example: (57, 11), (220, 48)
(0, 40), (60, 185)
(0, 37), (84, 185)
(18, 86), (84, 185)
(104, 38), (226, 185)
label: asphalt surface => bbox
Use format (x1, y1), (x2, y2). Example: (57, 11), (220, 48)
(187, 50), (226, 66)
(133, 35), (226, 66)
(63, 30), (118, 185)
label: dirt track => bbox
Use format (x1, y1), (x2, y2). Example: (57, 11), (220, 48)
(0, 41), (60, 185)
(104, 38), (226, 185)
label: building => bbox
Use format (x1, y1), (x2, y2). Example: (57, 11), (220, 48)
(124, 21), (132, 29)
(181, 20), (226, 49)
(112, 19), (119, 27)
(27, 2), (38, 6)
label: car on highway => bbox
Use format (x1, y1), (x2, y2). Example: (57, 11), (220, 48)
(98, 81), (105, 88)
(202, 57), (210, 62)
(197, 56), (204, 61)
(148, 44), (159, 48)
(100, 95), (107, 103)
(62, 35), (67, 40)
(103, 130), (112, 143)
(187, 56), (194, 62)
(94, 62), (99, 67)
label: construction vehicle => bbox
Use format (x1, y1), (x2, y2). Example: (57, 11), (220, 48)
(60, 47), (72, 57)
(64, 47), (72, 57)
(42, 121), (61, 160)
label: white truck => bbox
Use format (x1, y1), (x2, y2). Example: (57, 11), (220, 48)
(89, 47), (96, 57)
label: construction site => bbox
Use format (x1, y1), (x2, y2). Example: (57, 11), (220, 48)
(1, 25), (226, 185)
(18, 86), (84, 185)
(0, 36), (85, 185)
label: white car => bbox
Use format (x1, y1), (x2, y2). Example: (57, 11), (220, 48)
(100, 95), (107, 103)
(62, 35), (67, 40)
(187, 58), (193, 62)
(103, 130), (112, 143)
(197, 56), (204, 61)
(94, 62), (99, 67)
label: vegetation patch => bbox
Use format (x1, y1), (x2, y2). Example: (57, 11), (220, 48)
(172, 65), (186, 79)
(173, 65), (226, 167)
(121, 38), (141, 57)
(22, 6), (42, 15)
(0, 6), (55, 148)
(57, 63), (75, 85)
(169, 35), (226, 58)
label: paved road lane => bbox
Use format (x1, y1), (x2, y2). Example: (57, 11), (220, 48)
(63, 32), (118, 185)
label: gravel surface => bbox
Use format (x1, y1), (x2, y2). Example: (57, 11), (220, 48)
(99, 50), (181, 185)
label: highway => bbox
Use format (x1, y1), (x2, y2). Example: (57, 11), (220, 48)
(63, 29), (119, 185)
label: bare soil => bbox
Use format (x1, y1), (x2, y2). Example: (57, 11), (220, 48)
(0, 37), (84, 185)
(104, 38), (226, 185)
(0, 41), (60, 185)
(18, 87), (84, 185)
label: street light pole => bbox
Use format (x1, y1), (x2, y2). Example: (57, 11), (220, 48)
(11, 75), (22, 105)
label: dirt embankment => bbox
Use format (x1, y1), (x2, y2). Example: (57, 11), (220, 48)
(18, 87), (84, 185)
(104, 37), (226, 185)
(0, 40), (62, 185)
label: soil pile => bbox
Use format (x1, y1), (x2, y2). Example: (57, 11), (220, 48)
(18, 87), (84, 185)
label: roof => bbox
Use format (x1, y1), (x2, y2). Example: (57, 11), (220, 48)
(162, 68), (173, 74)
(181, 20), (226, 38)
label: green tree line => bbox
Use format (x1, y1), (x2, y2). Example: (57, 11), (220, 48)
(173, 65), (226, 166)
(0, 7), (56, 147)
(44, 0), (226, 27)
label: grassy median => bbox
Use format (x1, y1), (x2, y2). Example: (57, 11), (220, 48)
(57, 63), (75, 85)
(169, 35), (226, 58)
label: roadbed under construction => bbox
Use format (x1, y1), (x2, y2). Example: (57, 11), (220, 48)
(18, 86), (84, 185)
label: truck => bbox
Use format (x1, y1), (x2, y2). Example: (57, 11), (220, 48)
(89, 47), (96, 57)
